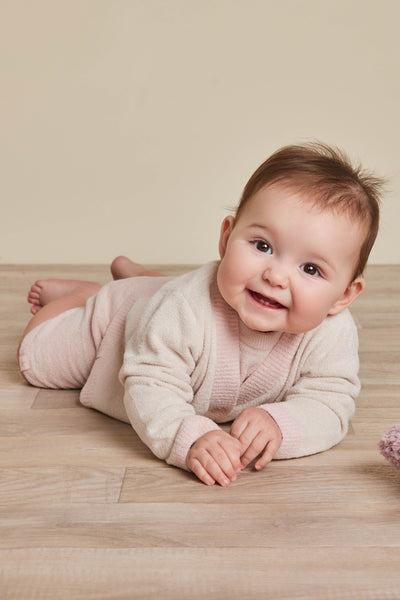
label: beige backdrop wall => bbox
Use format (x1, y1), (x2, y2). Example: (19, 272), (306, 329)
(1, 0), (399, 265)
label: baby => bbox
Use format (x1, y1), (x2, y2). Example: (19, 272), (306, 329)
(18, 142), (383, 486)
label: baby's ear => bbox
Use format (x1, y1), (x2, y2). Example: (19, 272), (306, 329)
(328, 276), (366, 315)
(218, 216), (235, 259)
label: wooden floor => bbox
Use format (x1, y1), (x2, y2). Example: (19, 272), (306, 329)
(1, 264), (400, 600)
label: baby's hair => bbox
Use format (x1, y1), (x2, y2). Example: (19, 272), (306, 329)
(236, 142), (384, 279)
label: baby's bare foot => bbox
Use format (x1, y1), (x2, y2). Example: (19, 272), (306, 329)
(27, 279), (101, 314)
(110, 256), (164, 280)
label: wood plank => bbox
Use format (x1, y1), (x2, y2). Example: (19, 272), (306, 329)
(119, 460), (400, 504)
(0, 548), (399, 600)
(359, 354), (400, 385)
(0, 407), (130, 436)
(0, 434), (154, 468)
(0, 387), (38, 409)
(0, 467), (125, 503)
(0, 434), (385, 469)
(1, 502), (400, 549)
(31, 388), (81, 408)
(357, 384), (400, 407)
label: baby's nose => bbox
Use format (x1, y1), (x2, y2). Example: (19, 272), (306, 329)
(262, 262), (289, 287)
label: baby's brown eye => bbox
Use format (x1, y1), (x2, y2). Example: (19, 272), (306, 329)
(302, 263), (320, 276)
(254, 240), (272, 254)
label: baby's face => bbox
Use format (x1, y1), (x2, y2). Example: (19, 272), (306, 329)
(217, 183), (366, 333)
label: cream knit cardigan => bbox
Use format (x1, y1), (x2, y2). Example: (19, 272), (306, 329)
(81, 262), (360, 471)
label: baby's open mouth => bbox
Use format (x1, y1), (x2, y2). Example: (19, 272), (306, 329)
(249, 290), (286, 310)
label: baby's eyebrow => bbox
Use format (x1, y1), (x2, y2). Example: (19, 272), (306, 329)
(306, 253), (336, 274)
(246, 223), (271, 233)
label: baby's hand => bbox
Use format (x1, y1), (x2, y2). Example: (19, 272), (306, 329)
(186, 430), (242, 487)
(230, 407), (282, 470)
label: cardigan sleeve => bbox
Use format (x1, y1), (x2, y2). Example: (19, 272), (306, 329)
(120, 281), (220, 470)
(259, 310), (360, 459)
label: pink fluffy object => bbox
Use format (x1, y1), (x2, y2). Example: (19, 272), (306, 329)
(379, 424), (400, 469)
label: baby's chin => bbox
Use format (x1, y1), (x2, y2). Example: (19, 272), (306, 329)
(237, 314), (281, 334)
(237, 313), (318, 335)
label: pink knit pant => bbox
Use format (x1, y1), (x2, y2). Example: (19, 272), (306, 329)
(18, 277), (163, 389)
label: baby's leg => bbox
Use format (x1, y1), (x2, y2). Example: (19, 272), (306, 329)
(22, 281), (101, 342)
(111, 255), (164, 280)
(19, 280), (111, 389)
(26, 256), (163, 314)
(19, 276), (162, 391)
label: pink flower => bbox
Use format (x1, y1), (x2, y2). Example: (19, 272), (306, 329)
(379, 424), (400, 469)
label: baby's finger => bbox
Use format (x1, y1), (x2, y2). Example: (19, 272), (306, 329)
(254, 437), (281, 471)
(230, 414), (248, 439)
(188, 458), (216, 486)
(223, 438), (243, 474)
(240, 431), (268, 468)
(236, 426), (262, 465)
(203, 458), (232, 487)
(189, 449), (233, 487)
(208, 444), (240, 483)
(235, 422), (255, 454)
